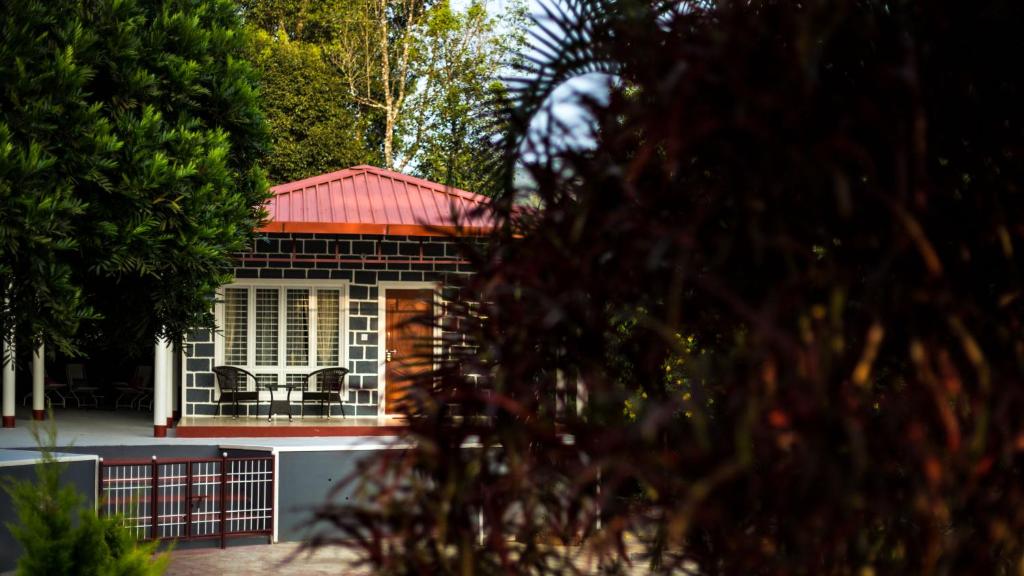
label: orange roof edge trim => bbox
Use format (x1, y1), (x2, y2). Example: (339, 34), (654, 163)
(256, 221), (492, 237)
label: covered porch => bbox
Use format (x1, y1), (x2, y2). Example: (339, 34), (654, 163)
(0, 406), (408, 448)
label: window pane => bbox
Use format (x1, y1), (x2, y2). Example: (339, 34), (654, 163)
(286, 289), (309, 366)
(317, 290), (340, 366)
(224, 288), (248, 365)
(255, 289), (279, 366)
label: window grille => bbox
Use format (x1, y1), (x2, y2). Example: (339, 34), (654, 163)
(254, 289), (279, 366)
(286, 289), (309, 366)
(224, 288), (248, 365)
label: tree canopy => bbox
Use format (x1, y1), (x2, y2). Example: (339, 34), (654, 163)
(247, 30), (374, 185)
(241, 0), (525, 194)
(313, 0), (1024, 574)
(0, 0), (269, 353)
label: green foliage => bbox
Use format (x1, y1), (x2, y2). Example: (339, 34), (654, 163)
(3, 421), (168, 575)
(247, 31), (375, 185)
(411, 0), (527, 196)
(313, 0), (1024, 574)
(240, 0), (525, 195)
(0, 0), (270, 353)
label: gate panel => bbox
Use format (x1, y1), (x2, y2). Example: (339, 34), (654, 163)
(99, 455), (273, 546)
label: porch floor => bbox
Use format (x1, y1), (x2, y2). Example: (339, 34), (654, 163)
(0, 407), (406, 448)
(176, 415), (407, 437)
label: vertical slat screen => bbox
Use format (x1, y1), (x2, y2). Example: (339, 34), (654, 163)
(224, 288), (248, 365)
(317, 289), (340, 366)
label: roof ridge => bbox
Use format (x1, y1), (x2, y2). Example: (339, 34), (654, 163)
(271, 165), (490, 204)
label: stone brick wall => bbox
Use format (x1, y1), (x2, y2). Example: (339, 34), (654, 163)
(183, 233), (478, 417)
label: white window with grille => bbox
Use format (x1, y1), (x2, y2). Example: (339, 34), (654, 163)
(214, 279), (348, 392)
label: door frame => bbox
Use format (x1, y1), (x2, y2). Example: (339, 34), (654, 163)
(376, 281), (441, 417)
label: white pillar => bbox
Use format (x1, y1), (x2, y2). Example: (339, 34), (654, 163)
(165, 341), (174, 427)
(171, 346), (180, 424)
(32, 343), (44, 420)
(2, 335), (15, 428)
(153, 337), (168, 437)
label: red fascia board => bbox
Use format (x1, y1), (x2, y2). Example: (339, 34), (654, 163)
(257, 221), (492, 237)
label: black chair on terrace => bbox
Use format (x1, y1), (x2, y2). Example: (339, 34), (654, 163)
(213, 366), (268, 419)
(300, 367), (350, 418)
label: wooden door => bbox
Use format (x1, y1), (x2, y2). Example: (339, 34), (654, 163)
(384, 289), (434, 413)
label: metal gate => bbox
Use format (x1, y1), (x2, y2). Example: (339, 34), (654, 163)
(99, 454), (274, 547)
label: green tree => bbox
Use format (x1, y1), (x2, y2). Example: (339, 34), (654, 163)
(240, 0), (524, 195)
(0, 0), (269, 353)
(312, 0), (1024, 574)
(248, 30), (374, 185)
(3, 421), (168, 575)
(404, 1), (526, 196)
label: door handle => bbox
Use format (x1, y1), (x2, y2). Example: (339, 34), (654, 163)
(385, 349), (398, 362)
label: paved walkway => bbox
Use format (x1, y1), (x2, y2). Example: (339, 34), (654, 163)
(166, 543), (370, 576)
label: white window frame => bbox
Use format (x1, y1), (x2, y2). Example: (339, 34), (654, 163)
(214, 278), (349, 399)
(376, 281), (443, 417)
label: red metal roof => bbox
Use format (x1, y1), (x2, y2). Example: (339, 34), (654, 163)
(260, 165), (494, 236)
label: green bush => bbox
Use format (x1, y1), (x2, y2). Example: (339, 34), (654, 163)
(3, 422), (168, 576)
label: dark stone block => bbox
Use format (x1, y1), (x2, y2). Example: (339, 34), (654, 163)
(315, 261), (339, 269)
(360, 333), (378, 346)
(187, 389), (211, 403)
(358, 390), (370, 404)
(333, 240), (351, 254)
(398, 243), (420, 256)
(290, 233), (314, 239)
(256, 238), (279, 253)
(434, 263), (457, 272)
(382, 261), (410, 270)
(379, 242), (398, 255)
(352, 241), (375, 255)
(331, 270), (353, 280)
(369, 318), (378, 330)
(307, 269), (330, 279)
(188, 329), (212, 343)
(365, 346), (378, 360)
(349, 285), (368, 299)
(359, 302), (376, 315)
(291, 261), (315, 269)
(422, 243), (445, 257)
(401, 272), (423, 281)
(347, 391), (357, 404)
(355, 405), (377, 416)
(268, 260), (290, 268)
(304, 240), (327, 254)
(193, 343), (215, 357)
(195, 373), (215, 388)
(363, 263), (387, 270)
(235, 268), (258, 278)
(446, 243), (463, 257)
(355, 361), (377, 375)
(349, 346), (363, 360)
(283, 269), (306, 279)
(349, 317), (367, 330)
(423, 272), (442, 282)
(187, 358), (210, 372)
(192, 403), (218, 416)
(411, 264), (433, 271)
(362, 375), (378, 389)
(378, 271), (400, 281)
(354, 271), (376, 284)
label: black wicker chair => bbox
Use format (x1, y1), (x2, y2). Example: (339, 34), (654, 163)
(213, 366), (268, 419)
(300, 367), (350, 418)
